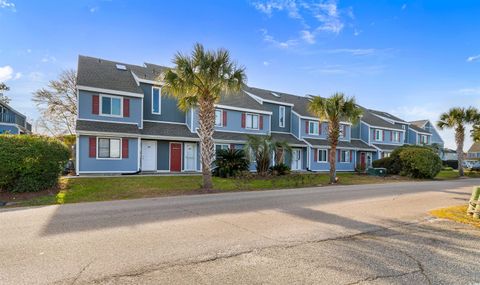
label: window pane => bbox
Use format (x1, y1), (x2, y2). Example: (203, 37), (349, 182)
(101, 97), (111, 115)
(98, 139), (110, 158)
(215, 110), (222, 126)
(110, 139), (120, 158)
(246, 114), (252, 128)
(252, 115), (258, 129)
(152, 88), (160, 113)
(111, 98), (121, 116)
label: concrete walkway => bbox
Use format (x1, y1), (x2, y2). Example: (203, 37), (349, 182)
(1, 179), (479, 284)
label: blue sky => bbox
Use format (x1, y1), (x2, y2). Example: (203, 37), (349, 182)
(1, 0), (479, 149)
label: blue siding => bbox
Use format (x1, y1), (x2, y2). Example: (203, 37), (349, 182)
(193, 108), (270, 135)
(264, 102), (291, 132)
(185, 108), (193, 131)
(291, 112), (300, 138)
(408, 129), (417, 144)
(309, 148), (355, 171)
(351, 123), (360, 139)
(78, 90), (142, 125)
(424, 121), (444, 147)
(0, 124), (19, 134)
(370, 128), (404, 145)
(360, 122), (369, 143)
(300, 119), (351, 141)
(157, 141), (170, 170)
(78, 135), (138, 172)
(141, 83), (185, 123)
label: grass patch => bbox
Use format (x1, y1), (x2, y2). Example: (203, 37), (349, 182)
(430, 205), (480, 229)
(434, 170), (480, 180)
(14, 173), (405, 207)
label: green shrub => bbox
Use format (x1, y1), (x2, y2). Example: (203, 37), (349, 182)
(372, 157), (392, 170)
(270, 163), (291, 176)
(213, 148), (249, 178)
(0, 135), (70, 192)
(396, 146), (442, 179)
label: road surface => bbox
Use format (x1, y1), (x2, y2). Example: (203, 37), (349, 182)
(1, 179), (480, 284)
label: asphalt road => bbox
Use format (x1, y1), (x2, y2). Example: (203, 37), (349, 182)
(1, 179), (480, 284)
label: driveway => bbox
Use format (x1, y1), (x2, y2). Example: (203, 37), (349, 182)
(1, 179), (479, 284)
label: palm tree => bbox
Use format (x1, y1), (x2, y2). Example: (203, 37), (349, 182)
(437, 107), (478, 176)
(162, 43), (246, 189)
(244, 135), (291, 176)
(308, 93), (362, 184)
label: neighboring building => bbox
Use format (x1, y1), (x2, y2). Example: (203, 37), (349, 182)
(467, 142), (480, 159)
(409, 120), (444, 148)
(75, 55), (443, 175)
(440, 148), (458, 161)
(0, 101), (32, 134)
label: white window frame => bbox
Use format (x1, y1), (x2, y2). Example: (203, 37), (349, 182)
(308, 121), (319, 135)
(421, 135), (428, 144)
(393, 131), (400, 142)
(215, 144), (230, 151)
(317, 149), (328, 163)
(340, 150), (351, 163)
(96, 137), (122, 160)
(100, 94), (123, 117)
(339, 125), (344, 138)
(245, 113), (259, 130)
(215, 109), (223, 127)
(375, 129), (383, 142)
(152, 86), (162, 115)
(279, 106), (285, 128)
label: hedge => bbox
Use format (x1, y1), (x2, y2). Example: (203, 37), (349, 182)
(0, 135), (70, 193)
(390, 145), (442, 179)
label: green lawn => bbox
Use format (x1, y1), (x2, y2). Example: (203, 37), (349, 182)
(430, 205), (480, 229)
(435, 169), (480, 180)
(15, 173), (406, 207)
(10, 169), (480, 207)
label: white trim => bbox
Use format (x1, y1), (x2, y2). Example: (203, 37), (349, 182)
(78, 170), (138, 174)
(215, 109), (223, 127)
(99, 94), (123, 117)
(279, 106), (285, 128)
(141, 140), (157, 171)
(190, 108), (194, 133)
(169, 142), (183, 172)
(142, 119), (187, 125)
(131, 71), (165, 85)
(271, 131), (292, 134)
(137, 138), (141, 171)
(409, 127), (431, 135)
(370, 113), (409, 125)
(291, 110), (352, 125)
(151, 86), (162, 115)
(183, 142), (197, 171)
(140, 97), (144, 129)
(76, 131), (199, 142)
(361, 121), (406, 133)
(96, 137), (123, 160)
(245, 113), (260, 130)
(77, 118), (139, 125)
(307, 120), (320, 135)
(75, 136), (80, 175)
(214, 104), (272, 115)
(316, 149), (328, 163)
(77, 85), (144, 98)
(243, 90), (294, 106)
(291, 148), (303, 170)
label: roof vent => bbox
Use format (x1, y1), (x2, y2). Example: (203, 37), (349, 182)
(271, 92), (280, 98)
(116, 64), (127, 70)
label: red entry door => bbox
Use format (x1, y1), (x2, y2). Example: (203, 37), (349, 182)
(170, 143), (182, 172)
(360, 152), (366, 169)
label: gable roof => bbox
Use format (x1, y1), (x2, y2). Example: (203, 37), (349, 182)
(468, 142), (480, 153)
(367, 109), (407, 123)
(359, 107), (404, 130)
(410, 120), (429, 128)
(409, 124), (431, 134)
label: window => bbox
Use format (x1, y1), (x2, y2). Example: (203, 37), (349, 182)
(308, 121), (319, 135)
(340, 150), (351, 163)
(374, 129), (383, 141)
(98, 138), (121, 159)
(215, 144), (229, 151)
(101, 95), (122, 116)
(317, 149), (327, 162)
(339, 125), (345, 138)
(152, 87), (161, 114)
(420, 135), (428, 144)
(279, 106), (285, 128)
(393, 131), (400, 142)
(246, 113), (259, 129)
(384, 152), (391, 158)
(215, 109), (223, 127)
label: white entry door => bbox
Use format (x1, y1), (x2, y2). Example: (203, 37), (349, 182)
(141, 140), (156, 171)
(184, 143), (196, 171)
(291, 148), (302, 170)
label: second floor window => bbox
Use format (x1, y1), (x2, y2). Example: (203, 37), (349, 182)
(374, 129), (383, 141)
(98, 138), (121, 159)
(308, 121), (319, 135)
(279, 106), (285, 128)
(152, 87), (161, 114)
(246, 113), (259, 129)
(101, 95), (122, 116)
(393, 131), (400, 142)
(215, 109), (223, 127)
(339, 125), (345, 138)
(420, 135), (428, 144)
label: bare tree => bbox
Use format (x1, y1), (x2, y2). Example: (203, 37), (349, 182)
(32, 69), (77, 135)
(0, 82), (11, 104)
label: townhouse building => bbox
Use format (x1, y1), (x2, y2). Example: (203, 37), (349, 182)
(0, 101), (32, 134)
(75, 55), (443, 175)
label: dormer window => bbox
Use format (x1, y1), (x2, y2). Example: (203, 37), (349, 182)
(308, 121), (319, 135)
(374, 129), (383, 141)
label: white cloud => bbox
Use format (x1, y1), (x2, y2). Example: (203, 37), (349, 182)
(0, 0), (15, 11)
(353, 29), (361, 36)
(457, 87), (480, 95)
(311, 1), (344, 34)
(0, 65), (14, 81)
(326, 48), (376, 56)
(466, 54), (480, 62)
(41, 55), (57, 63)
(28, 72), (44, 82)
(300, 30), (315, 44)
(252, 0), (301, 18)
(261, 29), (298, 49)
(90, 6), (99, 13)
(26, 49), (32, 53)
(401, 4), (407, 10)
(263, 61), (270, 66)
(13, 72), (21, 80)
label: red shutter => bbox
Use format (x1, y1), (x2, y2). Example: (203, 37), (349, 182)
(390, 131), (393, 141)
(230, 143), (235, 149)
(123, 98), (130, 117)
(382, 130), (385, 141)
(259, 115), (263, 130)
(89, 137), (96, 157)
(223, 110), (227, 127)
(314, 148), (318, 162)
(338, 150), (341, 162)
(122, 138), (129, 158)
(92, 95), (99, 115)
(305, 121), (309, 133)
(241, 113), (246, 128)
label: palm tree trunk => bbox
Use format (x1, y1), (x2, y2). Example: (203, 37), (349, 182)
(329, 144), (337, 184)
(198, 98), (215, 190)
(455, 128), (465, 176)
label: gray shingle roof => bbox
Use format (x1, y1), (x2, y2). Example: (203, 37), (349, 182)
(76, 120), (140, 134)
(468, 142), (480, 153)
(271, 132), (307, 146)
(218, 90), (269, 112)
(304, 138), (376, 151)
(77, 55), (144, 95)
(409, 124), (430, 134)
(372, 144), (401, 151)
(142, 122), (198, 138)
(409, 120), (429, 128)
(368, 109), (406, 123)
(360, 107), (404, 130)
(212, 131), (306, 146)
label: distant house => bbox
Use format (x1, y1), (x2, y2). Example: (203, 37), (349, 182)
(467, 142), (480, 159)
(0, 101), (32, 134)
(440, 148), (458, 161)
(409, 120), (444, 147)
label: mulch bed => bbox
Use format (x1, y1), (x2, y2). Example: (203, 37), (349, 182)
(0, 188), (59, 204)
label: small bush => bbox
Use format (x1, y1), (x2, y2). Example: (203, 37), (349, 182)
(270, 163), (291, 176)
(372, 157), (392, 170)
(213, 149), (249, 178)
(0, 135), (70, 192)
(397, 146), (442, 179)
